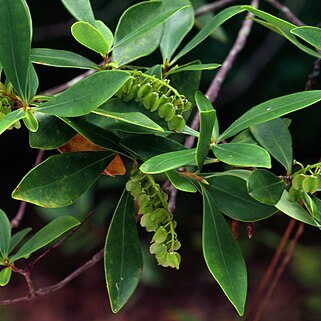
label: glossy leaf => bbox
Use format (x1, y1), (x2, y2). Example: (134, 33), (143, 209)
(29, 114), (76, 150)
(231, 129), (257, 145)
(0, 0), (31, 101)
(169, 61), (201, 104)
(275, 191), (319, 226)
(201, 185), (247, 316)
(212, 143), (271, 168)
(145, 64), (163, 79)
(9, 228), (32, 254)
(195, 91), (216, 170)
(11, 216), (80, 261)
(36, 71), (130, 117)
(171, 6), (246, 64)
(94, 20), (114, 46)
(60, 117), (128, 156)
(60, 0), (95, 24)
(23, 110), (39, 132)
(166, 63), (221, 76)
(0, 109), (26, 135)
(71, 21), (111, 56)
(220, 91), (321, 140)
(250, 118), (293, 173)
(105, 190), (143, 313)
(113, 2), (185, 66)
(291, 26), (321, 50)
(12, 151), (113, 208)
(206, 175), (277, 222)
(26, 63), (39, 101)
(140, 149), (196, 174)
(244, 6), (321, 59)
(120, 135), (185, 160)
(92, 108), (164, 132)
(166, 170), (198, 193)
(31, 48), (98, 70)
(0, 267), (12, 286)
(160, 0), (194, 62)
(247, 169), (285, 205)
(0, 210), (11, 258)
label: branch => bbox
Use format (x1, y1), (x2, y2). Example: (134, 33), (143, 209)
(10, 149), (45, 229)
(263, 0), (304, 26)
(0, 249), (104, 305)
(195, 0), (240, 17)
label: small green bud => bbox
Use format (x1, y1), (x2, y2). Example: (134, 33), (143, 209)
(292, 174), (304, 190)
(167, 114), (186, 132)
(166, 252), (181, 269)
(302, 175), (319, 194)
(158, 102), (176, 121)
(152, 226), (168, 244)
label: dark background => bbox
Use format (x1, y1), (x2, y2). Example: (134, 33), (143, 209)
(1, 1), (321, 320)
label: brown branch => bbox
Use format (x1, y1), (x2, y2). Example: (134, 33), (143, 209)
(0, 249), (104, 305)
(263, 0), (304, 26)
(10, 150), (45, 229)
(195, 0), (241, 17)
(244, 218), (296, 321)
(305, 59), (321, 91)
(252, 223), (304, 321)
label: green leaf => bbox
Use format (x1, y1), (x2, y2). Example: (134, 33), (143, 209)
(165, 63), (221, 76)
(171, 6), (246, 64)
(0, 210), (11, 258)
(166, 170), (197, 193)
(160, 0), (194, 62)
(105, 190), (143, 313)
(36, 70), (130, 117)
(60, 117), (129, 156)
(113, 2), (187, 66)
(9, 228), (32, 254)
(212, 143), (271, 168)
(247, 169), (285, 205)
(29, 114), (76, 150)
(92, 108), (164, 133)
(0, 0), (32, 101)
(220, 91), (321, 140)
(31, 48), (98, 70)
(120, 135), (186, 160)
(275, 191), (319, 226)
(0, 109), (26, 135)
(60, 0), (95, 24)
(140, 149), (196, 174)
(201, 185), (247, 316)
(12, 151), (113, 208)
(231, 129), (257, 145)
(23, 110), (38, 132)
(244, 6), (321, 59)
(0, 267), (12, 286)
(250, 118), (293, 173)
(291, 26), (321, 50)
(168, 61), (201, 104)
(195, 91), (216, 170)
(206, 175), (277, 222)
(71, 21), (111, 57)
(145, 64), (163, 79)
(11, 216), (80, 261)
(94, 20), (114, 48)
(26, 63), (39, 101)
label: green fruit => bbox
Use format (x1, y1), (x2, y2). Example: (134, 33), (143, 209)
(143, 92), (159, 111)
(166, 252), (181, 269)
(123, 76), (135, 94)
(167, 114), (186, 132)
(302, 175), (319, 194)
(158, 102), (175, 120)
(123, 83), (139, 102)
(292, 174), (304, 190)
(136, 83), (153, 101)
(152, 226), (168, 244)
(288, 186), (304, 202)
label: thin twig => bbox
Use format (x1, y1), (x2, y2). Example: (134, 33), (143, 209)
(195, 0), (240, 17)
(206, 0), (259, 103)
(263, 0), (304, 26)
(244, 219), (296, 321)
(0, 249), (104, 305)
(252, 223), (304, 321)
(305, 59), (321, 91)
(10, 150), (45, 229)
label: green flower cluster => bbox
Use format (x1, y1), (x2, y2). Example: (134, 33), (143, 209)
(126, 166), (181, 269)
(0, 83), (20, 129)
(289, 173), (321, 201)
(115, 71), (192, 132)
